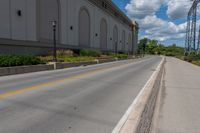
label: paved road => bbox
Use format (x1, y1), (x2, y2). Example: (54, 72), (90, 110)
(156, 57), (200, 133)
(0, 56), (162, 133)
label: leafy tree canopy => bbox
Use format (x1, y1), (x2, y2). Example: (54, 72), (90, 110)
(137, 38), (184, 57)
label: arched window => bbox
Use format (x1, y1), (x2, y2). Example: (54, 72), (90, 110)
(79, 8), (90, 47)
(113, 25), (118, 52)
(122, 30), (125, 52)
(100, 18), (107, 50)
(128, 34), (132, 53)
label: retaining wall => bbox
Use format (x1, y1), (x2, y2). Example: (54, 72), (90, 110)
(0, 64), (54, 76)
(0, 58), (134, 77)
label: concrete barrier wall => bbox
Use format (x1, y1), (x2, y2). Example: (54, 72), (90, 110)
(98, 59), (117, 64)
(54, 61), (98, 69)
(0, 64), (54, 76)
(0, 58), (133, 77)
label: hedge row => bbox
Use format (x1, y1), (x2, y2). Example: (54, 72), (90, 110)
(109, 53), (128, 59)
(0, 55), (43, 67)
(80, 49), (101, 57)
(116, 54), (128, 59)
(184, 53), (200, 62)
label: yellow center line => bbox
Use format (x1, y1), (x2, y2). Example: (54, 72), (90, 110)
(0, 62), (131, 99)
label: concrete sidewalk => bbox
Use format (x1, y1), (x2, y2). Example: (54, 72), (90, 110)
(155, 57), (200, 133)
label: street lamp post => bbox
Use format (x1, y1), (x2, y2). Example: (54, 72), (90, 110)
(115, 42), (118, 55)
(52, 21), (57, 62)
(126, 43), (129, 56)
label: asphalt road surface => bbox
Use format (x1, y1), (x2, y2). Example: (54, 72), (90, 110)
(0, 56), (162, 133)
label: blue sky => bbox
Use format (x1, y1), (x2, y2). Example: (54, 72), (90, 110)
(113, 0), (130, 13)
(112, 0), (193, 47)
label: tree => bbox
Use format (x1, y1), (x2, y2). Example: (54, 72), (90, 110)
(154, 44), (166, 55)
(138, 38), (149, 55)
(147, 40), (158, 54)
(137, 38), (185, 57)
(165, 45), (184, 56)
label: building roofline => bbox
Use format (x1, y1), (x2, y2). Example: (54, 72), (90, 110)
(107, 0), (139, 28)
(106, 0), (133, 24)
(88, 0), (138, 28)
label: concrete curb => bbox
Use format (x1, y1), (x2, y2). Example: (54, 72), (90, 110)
(49, 61), (98, 70)
(112, 57), (165, 133)
(150, 59), (166, 133)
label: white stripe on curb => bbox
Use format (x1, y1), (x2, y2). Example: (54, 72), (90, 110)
(112, 57), (164, 133)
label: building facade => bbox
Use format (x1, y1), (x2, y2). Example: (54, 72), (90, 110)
(0, 0), (139, 55)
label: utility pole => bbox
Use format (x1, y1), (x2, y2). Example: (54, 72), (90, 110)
(197, 25), (200, 53)
(143, 43), (146, 57)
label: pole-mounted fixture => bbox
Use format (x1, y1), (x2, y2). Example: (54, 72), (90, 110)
(51, 21), (57, 62)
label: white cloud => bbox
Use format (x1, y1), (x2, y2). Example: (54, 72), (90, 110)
(166, 0), (192, 19)
(141, 15), (187, 41)
(125, 0), (165, 19)
(138, 15), (165, 30)
(125, 0), (193, 43)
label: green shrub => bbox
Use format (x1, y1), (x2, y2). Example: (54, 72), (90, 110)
(109, 53), (128, 59)
(192, 60), (200, 66)
(107, 52), (115, 56)
(80, 49), (101, 57)
(184, 53), (200, 62)
(165, 52), (176, 57)
(0, 55), (43, 67)
(48, 49), (74, 57)
(38, 56), (53, 63)
(116, 54), (128, 59)
(63, 56), (95, 62)
(56, 49), (74, 57)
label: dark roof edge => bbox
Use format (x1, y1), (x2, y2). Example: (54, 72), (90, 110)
(107, 0), (138, 27)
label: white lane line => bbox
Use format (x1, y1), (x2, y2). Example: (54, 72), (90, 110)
(112, 57), (164, 133)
